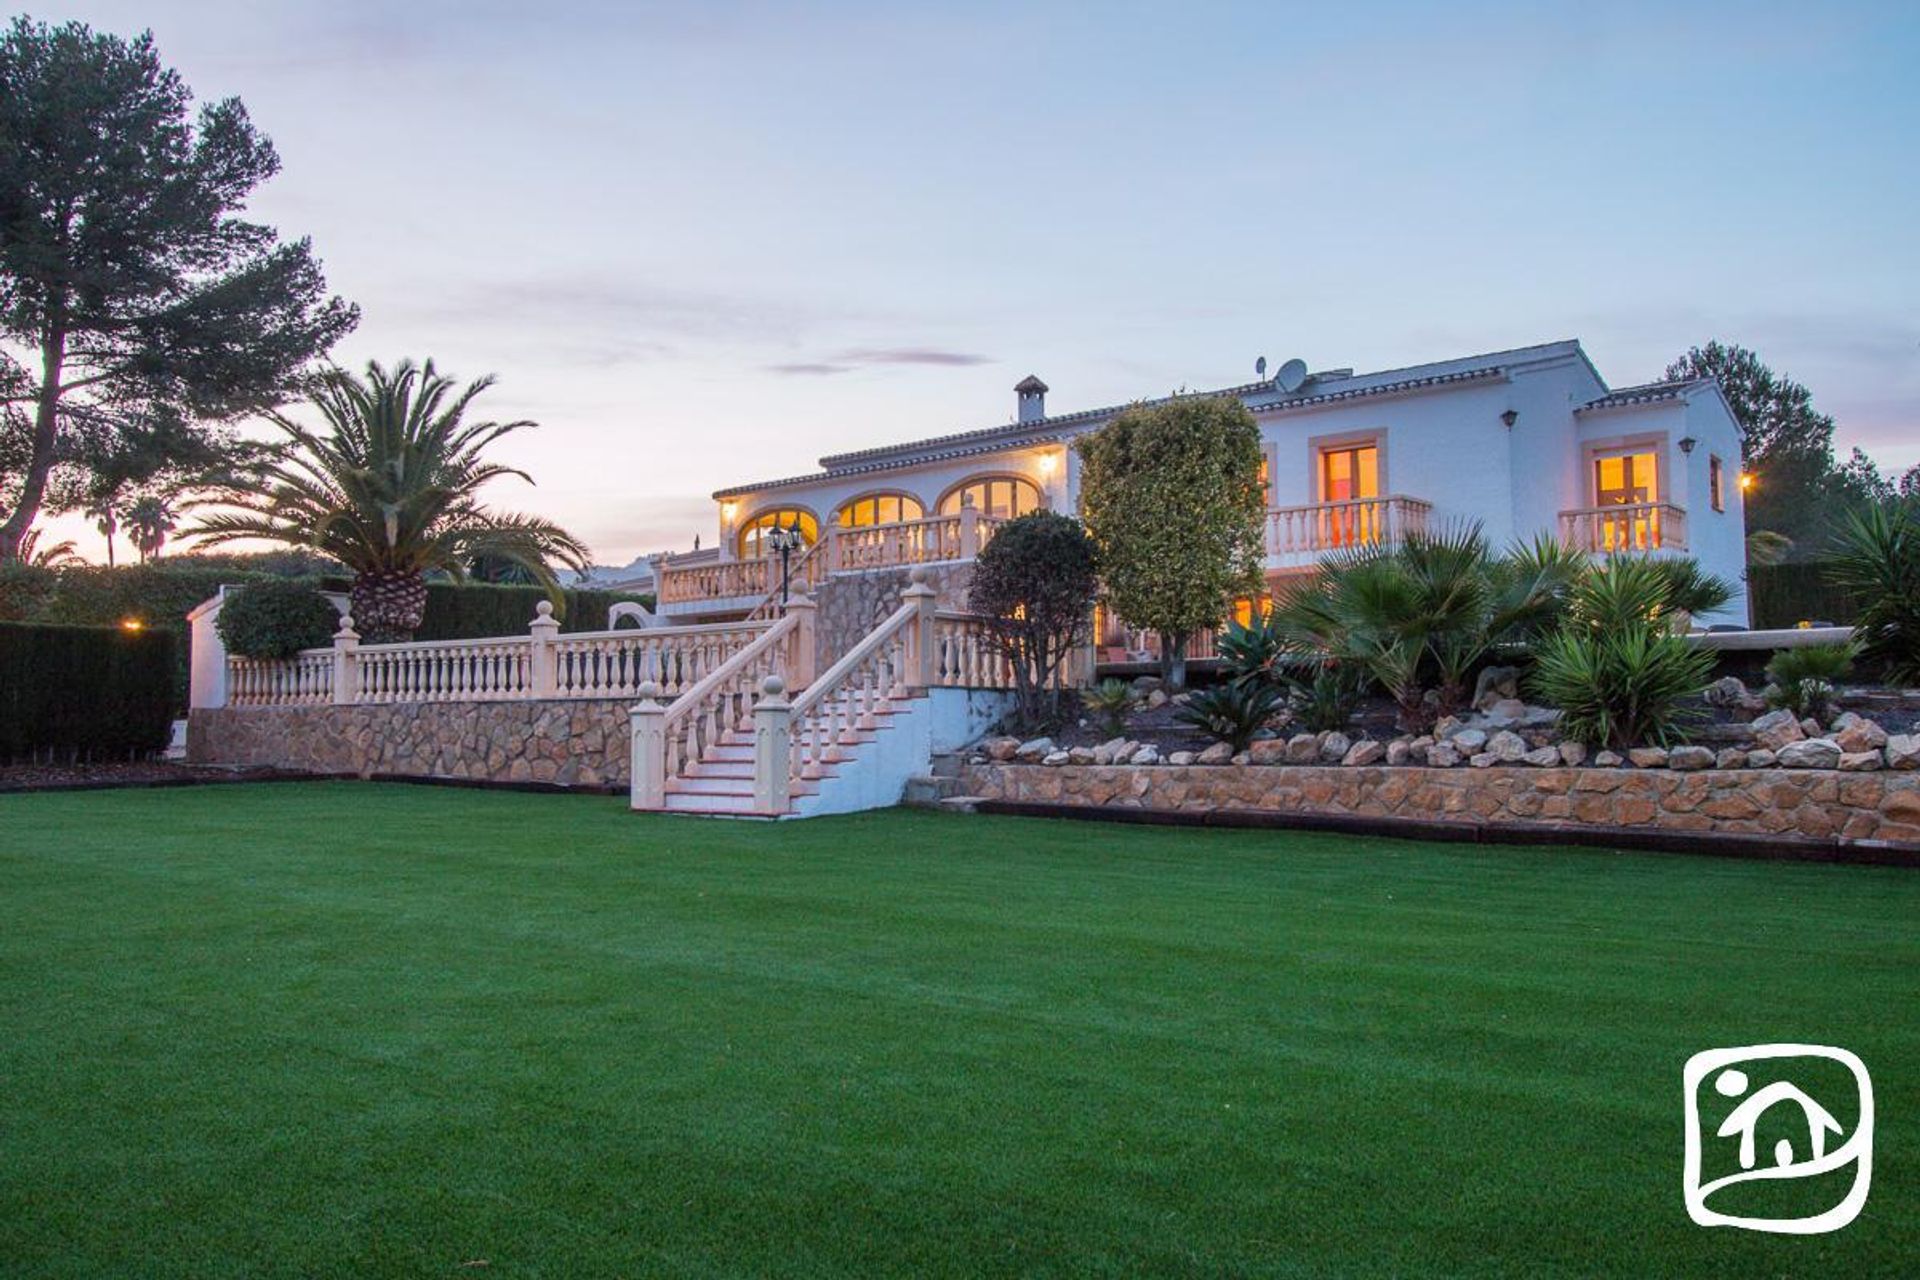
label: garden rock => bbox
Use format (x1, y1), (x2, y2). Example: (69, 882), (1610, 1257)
(1714, 748), (1749, 770)
(1246, 739), (1289, 765)
(1452, 728), (1488, 753)
(1320, 732), (1352, 763)
(1230, 752), (1250, 766)
(1593, 750), (1623, 767)
(1469, 752), (1497, 768)
(1838, 751), (1883, 772)
(1834, 716), (1889, 755)
(1748, 749), (1777, 768)
(1042, 750), (1070, 766)
(1015, 737), (1055, 761)
(1487, 730), (1527, 762)
(1285, 733), (1321, 764)
(1145, 689), (1169, 710)
(1628, 747), (1668, 769)
(1557, 741), (1587, 767)
(1800, 717), (1823, 738)
(1749, 710), (1804, 751)
(1472, 665), (1521, 710)
(1432, 715), (1463, 739)
(1703, 676), (1749, 708)
(1885, 734), (1920, 771)
(1385, 738), (1413, 766)
(1128, 746), (1160, 766)
(1342, 740), (1384, 767)
(1092, 737), (1133, 765)
(1667, 746), (1715, 771)
(1167, 751), (1196, 766)
(985, 736), (1020, 762)
(1522, 747), (1560, 767)
(1777, 738), (1842, 769)
(1427, 744), (1461, 768)
(1068, 747), (1097, 765)
(1196, 742), (1235, 765)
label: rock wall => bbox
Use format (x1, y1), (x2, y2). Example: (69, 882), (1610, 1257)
(959, 762), (1920, 847)
(189, 699), (632, 789)
(814, 563), (974, 668)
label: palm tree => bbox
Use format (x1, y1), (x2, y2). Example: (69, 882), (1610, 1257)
(85, 494), (121, 568)
(18, 527), (81, 567)
(188, 359), (592, 642)
(124, 495), (176, 562)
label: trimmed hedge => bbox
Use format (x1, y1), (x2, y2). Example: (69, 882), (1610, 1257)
(0, 622), (177, 760)
(314, 581), (654, 640)
(1748, 562), (1862, 629)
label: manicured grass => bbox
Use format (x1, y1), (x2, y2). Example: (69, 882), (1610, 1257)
(1, 783), (1915, 1277)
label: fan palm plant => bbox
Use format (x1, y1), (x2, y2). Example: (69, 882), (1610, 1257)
(1829, 500), (1920, 685)
(18, 527), (80, 567)
(189, 359), (591, 642)
(124, 495), (176, 562)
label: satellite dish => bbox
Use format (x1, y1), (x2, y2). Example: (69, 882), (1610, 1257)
(1254, 356), (1268, 379)
(1275, 358), (1309, 394)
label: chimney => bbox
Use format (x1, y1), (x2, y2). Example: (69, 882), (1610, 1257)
(1015, 375), (1049, 424)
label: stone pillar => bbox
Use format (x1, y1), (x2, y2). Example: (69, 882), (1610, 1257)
(629, 681), (666, 810)
(752, 676), (792, 817)
(785, 592), (818, 690)
(529, 600), (559, 697)
(332, 613), (361, 705)
(903, 566), (938, 689)
(958, 494), (981, 559)
(824, 512), (843, 574)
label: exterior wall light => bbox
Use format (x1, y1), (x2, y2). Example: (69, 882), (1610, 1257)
(1678, 436), (1698, 454)
(1036, 452), (1057, 477)
(1500, 410), (1518, 430)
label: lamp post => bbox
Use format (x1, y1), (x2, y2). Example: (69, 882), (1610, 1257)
(767, 519), (806, 606)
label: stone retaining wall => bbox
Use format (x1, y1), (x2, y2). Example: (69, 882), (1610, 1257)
(189, 700), (632, 789)
(960, 762), (1920, 846)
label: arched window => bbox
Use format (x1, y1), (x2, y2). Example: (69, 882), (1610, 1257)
(736, 507), (819, 557)
(836, 492), (924, 528)
(936, 475), (1043, 520)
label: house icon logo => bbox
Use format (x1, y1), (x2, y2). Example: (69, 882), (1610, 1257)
(1683, 1044), (1873, 1234)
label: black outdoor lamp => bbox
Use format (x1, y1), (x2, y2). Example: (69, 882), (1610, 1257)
(767, 517), (806, 605)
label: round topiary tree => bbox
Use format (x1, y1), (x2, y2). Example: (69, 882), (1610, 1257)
(967, 511), (1099, 729)
(215, 580), (340, 659)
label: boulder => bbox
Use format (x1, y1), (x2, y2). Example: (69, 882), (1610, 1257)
(1834, 716), (1889, 755)
(1427, 743), (1461, 768)
(1714, 748), (1750, 770)
(1285, 733), (1321, 764)
(1667, 746), (1715, 771)
(1522, 747), (1560, 767)
(1452, 728), (1489, 753)
(1067, 746), (1097, 764)
(1230, 751), (1251, 766)
(1703, 675), (1750, 708)
(1481, 697), (1530, 726)
(1342, 740), (1385, 767)
(1628, 747), (1669, 769)
(985, 736), (1020, 762)
(1196, 741), (1236, 765)
(1557, 741), (1588, 767)
(1800, 717), (1824, 739)
(1472, 665), (1521, 710)
(1885, 734), (1920, 771)
(1432, 715), (1463, 740)
(1749, 710), (1805, 751)
(1128, 746), (1160, 766)
(1041, 750), (1071, 766)
(1777, 738), (1842, 769)
(1385, 738), (1413, 767)
(1167, 751), (1196, 766)
(1092, 737), (1134, 765)
(1748, 748), (1777, 768)
(1469, 752), (1497, 768)
(1487, 730), (1528, 762)
(1320, 731), (1352, 763)
(1145, 689), (1169, 710)
(1593, 750), (1624, 768)
(1015, 736), (1055, 761)
(1245, 738), (1289, 765)
(1130, 676), (1163, 694)
(1839, 751), (1883, 772)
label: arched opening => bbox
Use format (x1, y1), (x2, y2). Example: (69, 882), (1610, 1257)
(836, 492), (925, 528)
(736, 507), (819, 557)
(936, 474), (1043, 520)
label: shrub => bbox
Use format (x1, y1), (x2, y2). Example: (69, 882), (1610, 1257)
(1283, 660), (1368, 733)
(408, 581), (653, 640)
(968, 512), (1100, 729)
(1528, 626), (1714, 749)
(1084, 679), (1135, 737)
(1748, 561), (1860, 628)
(1763, 642), (1856, 721)
(1829, 502), (1920, 685)
(216, 581), (341, 659)
(1174, 681), (1285, 753)
(0, 622), (175, 760)
(1216, 610), (1288, 690)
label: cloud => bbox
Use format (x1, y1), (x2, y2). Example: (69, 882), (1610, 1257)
(765, 347), (993, 376)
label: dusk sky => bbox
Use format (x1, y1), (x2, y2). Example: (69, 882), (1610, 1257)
(32, 0), (1920, 566)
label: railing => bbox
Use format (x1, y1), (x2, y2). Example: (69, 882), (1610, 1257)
(228, 651), (335, 707)
(658, 556), (771, 605)
(745, 539), (830, 623)
(830, 511), (1007, 573)
(221, 604), (774, 710)
(653, 611), (807, 794)
(930, 612), (1092, 690)
(784, 601), (920, 793)
(1559, 502), (1688, 553)
(1267, 495), (1433, 566)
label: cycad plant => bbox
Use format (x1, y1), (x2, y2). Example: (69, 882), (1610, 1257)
(1763, 642), (1856, 721)
(190, 360), (590, 642)
(1829, 501), (1920, 685)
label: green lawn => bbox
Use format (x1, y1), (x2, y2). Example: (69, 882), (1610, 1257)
(1, 783), (1914, 1277)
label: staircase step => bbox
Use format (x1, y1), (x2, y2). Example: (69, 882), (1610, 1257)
(661, 792), (774, 816)
(903, 774), (963, 806)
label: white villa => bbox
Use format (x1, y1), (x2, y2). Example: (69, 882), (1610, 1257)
(653, 339), (1750, 638)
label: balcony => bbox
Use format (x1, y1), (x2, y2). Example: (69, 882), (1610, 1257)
(1558, 502), (1688, 554)
(1265, 495), (1434, 569)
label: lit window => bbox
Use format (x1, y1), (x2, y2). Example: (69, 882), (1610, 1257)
(737, 508), (818, 557)
(937, 476), (1042, 519)
(836, 493), (924, 527)
(1591, 450), (1661, 550)
(1320, 444), (1380, 504)
(1709, 455), (1725, 513)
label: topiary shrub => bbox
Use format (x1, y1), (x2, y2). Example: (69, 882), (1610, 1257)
(216, 580), (340, 659)
(968, 512), (1100, 730)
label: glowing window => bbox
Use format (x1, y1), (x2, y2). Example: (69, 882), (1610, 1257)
(1709, 455), (1725, 513)
(737, 508), (818, 557)
(1320, 444), (1380, 503)
(1594, 451), (1657, 507)
(937, 476), (1042, 519)
(837, 493), (924, 528)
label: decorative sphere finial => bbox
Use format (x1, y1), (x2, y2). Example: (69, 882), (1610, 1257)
(908, 565), (931, 586)
(535, 600), (555, 618)
(761, 675), (785, 697)
(636, 680), (661, 700)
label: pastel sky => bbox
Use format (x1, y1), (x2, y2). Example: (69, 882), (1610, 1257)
(31, 0), (1920, 566)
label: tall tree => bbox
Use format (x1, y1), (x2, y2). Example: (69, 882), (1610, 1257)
(124, 493), (176, 562)
(188, 359), (592, 642)
(1076, 396), (1266, 688)
(0, 17), (356, 561)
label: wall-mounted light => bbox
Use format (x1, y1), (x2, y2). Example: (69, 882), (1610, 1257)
(1678, 435), (1698, 454)
(1036, 452), (1058, 477)
(1500, 410), (1518, 430)
(1739, 472), (1756, 492)
(720, 500), (738, 522)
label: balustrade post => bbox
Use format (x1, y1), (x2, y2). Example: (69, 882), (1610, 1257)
(332, 613), (361, 705)
(824, 512), (843, 573)
(751, 676), (793, 816)
(529, 600), (559, 697)
(958, 495), (981, 559)
(903, 566), (938, 688)
(629, 680), (667, 811)
(784, 593), (818, 690)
